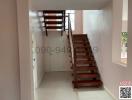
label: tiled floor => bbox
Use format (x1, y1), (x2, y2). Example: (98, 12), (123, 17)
(35, 72), (114, 100)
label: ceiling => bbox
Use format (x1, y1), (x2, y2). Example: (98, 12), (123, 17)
(31, 0), (112, 10)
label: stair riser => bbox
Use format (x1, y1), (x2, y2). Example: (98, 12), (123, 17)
(43, 10), (65, 13)
(73, 39), (88, 42)
(75, 67), (97, 71)
(75, 54), (93, 58)
(75, 61), (96, 65)
(44, 16), (64, 19)
(73, 37), (87, 38)
(76, 55), (94, 58)
(74, 42), (90, 45)
(76, 83), (102, 87)
(46, 26), (63, 29)
(74, 44), (90, 47)
(74, 45), (90, 48)
(75, 59), (95, 62)
(76, 63), (96, 67)
(74, 43), (89, 46)
(75, 50), (89, 53)
(77, 74), (98, 79)
(75, 48), (91, 51)
(75, 49), (92, 53)
(45, 21), (63, 24)
(75, 51), (92, 54)
(75, 46), (91, 48)
(73, 38), (88, 40)
(73, 81), (102, 88)
(71, 66), (97, 69)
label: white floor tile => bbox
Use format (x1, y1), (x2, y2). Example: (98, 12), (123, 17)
(35, 72), (114, 100)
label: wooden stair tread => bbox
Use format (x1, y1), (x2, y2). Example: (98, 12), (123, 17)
(41, 10), (65, 36)
(46, 26), (63, 29)
(76, 66), (97, 71)
(44, 16), (63, 19)
(75, 53), (87, 55)
(76, 58), (94, 61)
(76, 64), (90, 66)
(74, 43), (89, 45)
(74, 46), (88, 49)
(78, 80), (102, 86)
(76, 73), (98, 79)
(75, 58), (92, 60)
(73, 80), (102, 88)
(75, 52), (92, 54)
(76, 63), (96, 66)
(73, 37), (87, 39)
(73, 41), (89, 43)
(74, 45), (90, 48)
(75, 50), (88, 53)
(75, 48), (87, 51)
(77, 80), (102, 84)
(75, 58), (95, 61)
(74, 39), (88, 41)
(43, 10), (64, 13)
(73, 41), (88, 44)
(76, 61), (95, 64)
(71, 66), (97, 70)
(75, 58), (95, 62)
(74, 44), (86, 46)
(45, 21), (63, 24)
(73, 34), (87, 36)
(76, 55), (91, 59)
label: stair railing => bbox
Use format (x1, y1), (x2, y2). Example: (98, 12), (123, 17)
(67, 13), (74, 63)
(67, 13), (77, 85)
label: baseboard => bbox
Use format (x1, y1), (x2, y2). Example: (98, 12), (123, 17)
(103, 86), (117, 100)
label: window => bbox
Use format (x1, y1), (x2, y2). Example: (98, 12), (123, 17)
(65, 10), (75, 30)
(121, 32), (128, 64)
(121, 0), (128, 64)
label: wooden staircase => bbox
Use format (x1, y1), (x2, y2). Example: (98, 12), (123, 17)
(71, 34), (102, 88)
(42, 10), (65, 36)
(38, 10), (103, 88)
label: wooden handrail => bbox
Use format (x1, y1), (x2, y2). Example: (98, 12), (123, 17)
(67, 14), (74, 64)
(67, 14), (77, 83)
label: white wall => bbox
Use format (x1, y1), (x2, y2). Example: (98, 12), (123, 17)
(122, 0), (128, 21)
(127, 0), (132, 81)
(17, 0), (34, 100)
(43, 32), (71, 72)
(74, 10), (83, 34)
(0, 0), (20, 100)
(83, 0), (132, 99)
(122, 0), (128, 32)
(112, 0), (123, 63)
(122, 20), (128, 32)
(83, 10), (104, 75)
(29, 11), (45, 87)
(31, 0), (111, 10)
